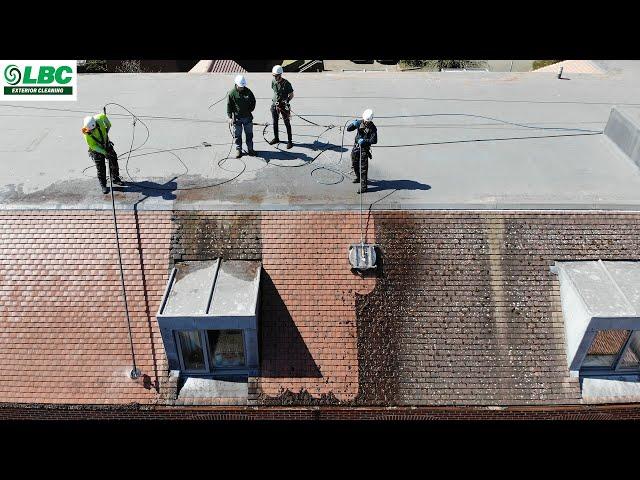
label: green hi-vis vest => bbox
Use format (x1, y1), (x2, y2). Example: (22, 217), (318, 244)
(84, 113), (111, 155)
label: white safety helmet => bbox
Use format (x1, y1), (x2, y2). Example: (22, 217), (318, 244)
(82, 115), (97, 132)
(272, 65), (283, 75)
(234, 74), (247, 87)
(362, 109), (374, 122)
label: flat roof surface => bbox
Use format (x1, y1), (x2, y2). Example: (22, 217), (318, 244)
(209, 260), (260, 317)
(162, 260), (219, 316)
(160, 259), (260, 318)
(2, 64), (640, 211)
(557, 261), (640, 317)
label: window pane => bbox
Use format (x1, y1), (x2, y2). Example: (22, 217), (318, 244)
(583, 330), (631, 368)
(177, 330), (206, 371)
(618, 331), (640, 369)
(208, 330), (245, 368)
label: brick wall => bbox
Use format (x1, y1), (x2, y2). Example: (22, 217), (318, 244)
(3, 402), (640, 421)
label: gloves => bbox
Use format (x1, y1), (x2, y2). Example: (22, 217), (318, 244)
(357, 138), (365, 146)
(228, 117), (234, 124)
(352, 119), (361, 128)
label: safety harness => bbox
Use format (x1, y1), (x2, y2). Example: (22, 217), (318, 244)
(88, 122), (109, 153)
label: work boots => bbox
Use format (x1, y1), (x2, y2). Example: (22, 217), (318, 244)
(101, 185), (109, 194)
(357, 173), (368, 194)
(285, 123), (293, 149)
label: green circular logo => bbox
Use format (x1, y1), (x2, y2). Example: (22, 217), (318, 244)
(4, 64), (21, 85)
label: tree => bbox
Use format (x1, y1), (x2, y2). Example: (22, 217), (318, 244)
(115, 60), (143, 73)
(83, 60), (107, 73)
(400, 60), (487, 71)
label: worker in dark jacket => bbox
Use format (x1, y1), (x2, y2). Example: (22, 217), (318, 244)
(347, 108), (377, 193)
(227, 74), (257, 158)
(269, 65), (294, 149)
(82, 112), (124, 194)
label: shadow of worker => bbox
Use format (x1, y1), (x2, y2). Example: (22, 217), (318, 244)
(365, 179), (431, 193)
(113, 179), (178, 201)
(259, 270), (322, 378)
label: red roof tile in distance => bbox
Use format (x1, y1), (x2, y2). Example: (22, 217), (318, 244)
(209, 60), (247, 73)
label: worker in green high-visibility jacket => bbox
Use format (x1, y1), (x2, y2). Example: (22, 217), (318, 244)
(82, 112), (124, 194)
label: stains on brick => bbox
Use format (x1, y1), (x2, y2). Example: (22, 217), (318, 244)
(170, 212), (262, 268)
(256, 387), (341, 406)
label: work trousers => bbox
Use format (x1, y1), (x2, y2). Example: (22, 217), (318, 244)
(90, 145), (120, 187)
(351, 146), (371, 184)
(271, 103), (292, 142)
(233, 116), (254, 151)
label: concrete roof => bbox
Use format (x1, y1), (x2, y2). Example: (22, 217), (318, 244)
(2, 65), (640, 212)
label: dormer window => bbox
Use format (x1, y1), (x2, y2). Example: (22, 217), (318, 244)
(552, 260), (640, 377)
(157, 259), (261, 377)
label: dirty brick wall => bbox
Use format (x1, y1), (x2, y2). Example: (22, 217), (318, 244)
(4, 402), (640, 420)
(0, 210), (174, 404)
(356, 211), (640, 406)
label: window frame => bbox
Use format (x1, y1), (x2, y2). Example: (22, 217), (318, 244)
(581, 329), (640, 375)
(175, 329), (210, 374)
(206, 329), (247, 371)
(174, 328), (248, 375)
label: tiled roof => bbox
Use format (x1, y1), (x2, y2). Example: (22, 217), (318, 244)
(168, 210), (640, 406)
(209, 60), (247, 73)
(3, 210), (640, 407)
(0, 211), (173, 404)
(534, 60), (605, 74)
(189, 60), (247, 73)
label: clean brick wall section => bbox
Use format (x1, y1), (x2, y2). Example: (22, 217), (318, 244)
(0, 210), (174, 404)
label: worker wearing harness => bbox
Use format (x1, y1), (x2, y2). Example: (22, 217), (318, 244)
(347, 109), (377, 194)
(269, 65), (294, 149)
(82, 112), (124, 194)
(227, 75), (257, 158)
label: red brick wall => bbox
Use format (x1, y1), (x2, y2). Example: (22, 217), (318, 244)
(2, 403), (640, 421)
